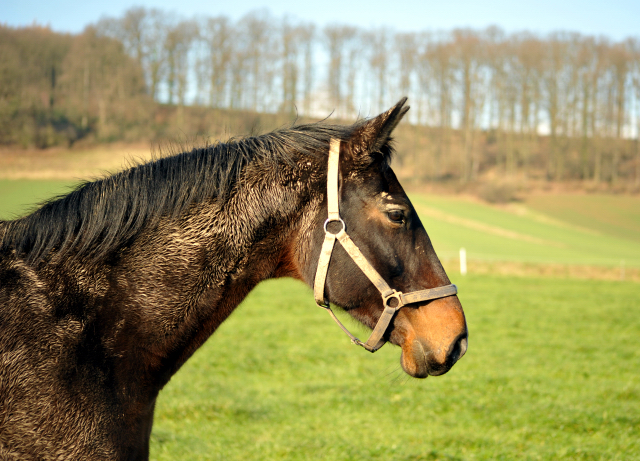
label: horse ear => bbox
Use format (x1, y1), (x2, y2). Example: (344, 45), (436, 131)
(347, 97), (410, 157)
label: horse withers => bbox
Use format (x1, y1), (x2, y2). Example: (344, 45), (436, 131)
(0, 98), (467, 460)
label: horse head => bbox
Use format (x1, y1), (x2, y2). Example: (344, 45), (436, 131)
(297, 98), (467, 378)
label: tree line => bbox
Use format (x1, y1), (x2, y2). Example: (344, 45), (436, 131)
(2, 8), (640, 187)
(0, 24), (151, 147)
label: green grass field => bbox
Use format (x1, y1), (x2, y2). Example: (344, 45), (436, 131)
(149, 276), (639, 460)
(527, 194), (640, 245)
(410, 194), (640, 268)
(1, 180), (639, 459)
(0, 179), (79, 220)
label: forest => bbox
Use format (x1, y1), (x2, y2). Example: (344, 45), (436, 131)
(2, 7), (640, 189)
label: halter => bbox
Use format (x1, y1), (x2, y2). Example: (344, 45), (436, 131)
(314, 139), (458, 352)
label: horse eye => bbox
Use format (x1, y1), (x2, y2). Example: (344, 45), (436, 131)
(387, 210), (405, 224)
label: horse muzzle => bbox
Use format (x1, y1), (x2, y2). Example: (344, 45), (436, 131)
(393, 296), (468, 378)
(400, 332), (468, 378)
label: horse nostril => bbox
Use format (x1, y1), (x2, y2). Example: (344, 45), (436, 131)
(458, 335), (468, 358)
(450, 333), (468, 364)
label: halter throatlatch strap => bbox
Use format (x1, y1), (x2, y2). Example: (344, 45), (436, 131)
(314, 138), (458, 353)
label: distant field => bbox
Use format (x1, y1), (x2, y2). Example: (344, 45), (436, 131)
(527, 194), (640, 244)
(149, 276), (640, 460)
(0, 179), (78, 220)
(0, 143), (152, 180)
(411, 194), (640, 268)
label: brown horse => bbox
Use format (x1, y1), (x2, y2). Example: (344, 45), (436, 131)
(0, 98), (467, 460)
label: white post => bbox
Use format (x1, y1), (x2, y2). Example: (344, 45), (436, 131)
(460, 248), (467, 276)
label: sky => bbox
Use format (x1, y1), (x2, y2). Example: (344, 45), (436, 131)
(2, 0), (640, 41)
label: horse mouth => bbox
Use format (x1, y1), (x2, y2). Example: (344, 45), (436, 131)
(400, 334), (468, 378)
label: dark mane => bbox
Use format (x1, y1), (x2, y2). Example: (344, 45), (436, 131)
(1, 120), (365, 266)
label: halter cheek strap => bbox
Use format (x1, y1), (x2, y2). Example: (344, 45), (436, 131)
(314, 138), (458, 353)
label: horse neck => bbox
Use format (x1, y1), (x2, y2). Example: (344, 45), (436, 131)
(104, 172), (312, 386)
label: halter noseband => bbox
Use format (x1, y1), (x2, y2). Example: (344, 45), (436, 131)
(313, 139), (458, 353)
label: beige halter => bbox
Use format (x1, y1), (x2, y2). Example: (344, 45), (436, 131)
(314, 139), (458, 352)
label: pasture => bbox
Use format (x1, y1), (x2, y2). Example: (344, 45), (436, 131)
(1, 179), (639, 459)
(411, 194), (640, 269)
(148, 276), (639, 461)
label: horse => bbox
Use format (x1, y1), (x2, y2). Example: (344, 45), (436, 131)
(0, 98), (467, 460)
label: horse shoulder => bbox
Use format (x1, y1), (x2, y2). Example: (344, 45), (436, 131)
(0, 255), (125, 459)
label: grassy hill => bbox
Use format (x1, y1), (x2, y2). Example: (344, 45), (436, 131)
(411, 193), (640, 268)
(526, 194), (640, 244)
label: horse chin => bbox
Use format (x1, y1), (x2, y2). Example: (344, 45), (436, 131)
(400, 336), (468, 378)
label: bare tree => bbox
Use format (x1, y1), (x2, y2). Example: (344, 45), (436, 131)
(630, 38), (640, 186)
(323, 24), (358, 116)
(278, 19), (316, 116)
(576, 37), (596, 179)
(415, 32), (435, 127)
(452, 28), (484, 182)
(300, 24), (316, 115)
(164, 20), (195, 105)
(588, 39), (609, 183)
(542, 34), (568, 180)
(97, 8), (169, 101)
(425, 35), (455, 177)
(366, 27), (391, 112)
(514, 34), (545, 178)
(239, 11), (276, 112)
(200, 16), (233, 108)
(280, 17), (307, 116)
(396, 32), (417, 98)
(608, 41), (632, 183)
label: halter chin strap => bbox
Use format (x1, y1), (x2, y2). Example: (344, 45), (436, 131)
(314, 138), (458, 353)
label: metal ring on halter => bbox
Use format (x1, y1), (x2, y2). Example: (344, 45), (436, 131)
(323, 218), (346, 234)
(382, 290), (403, 309)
